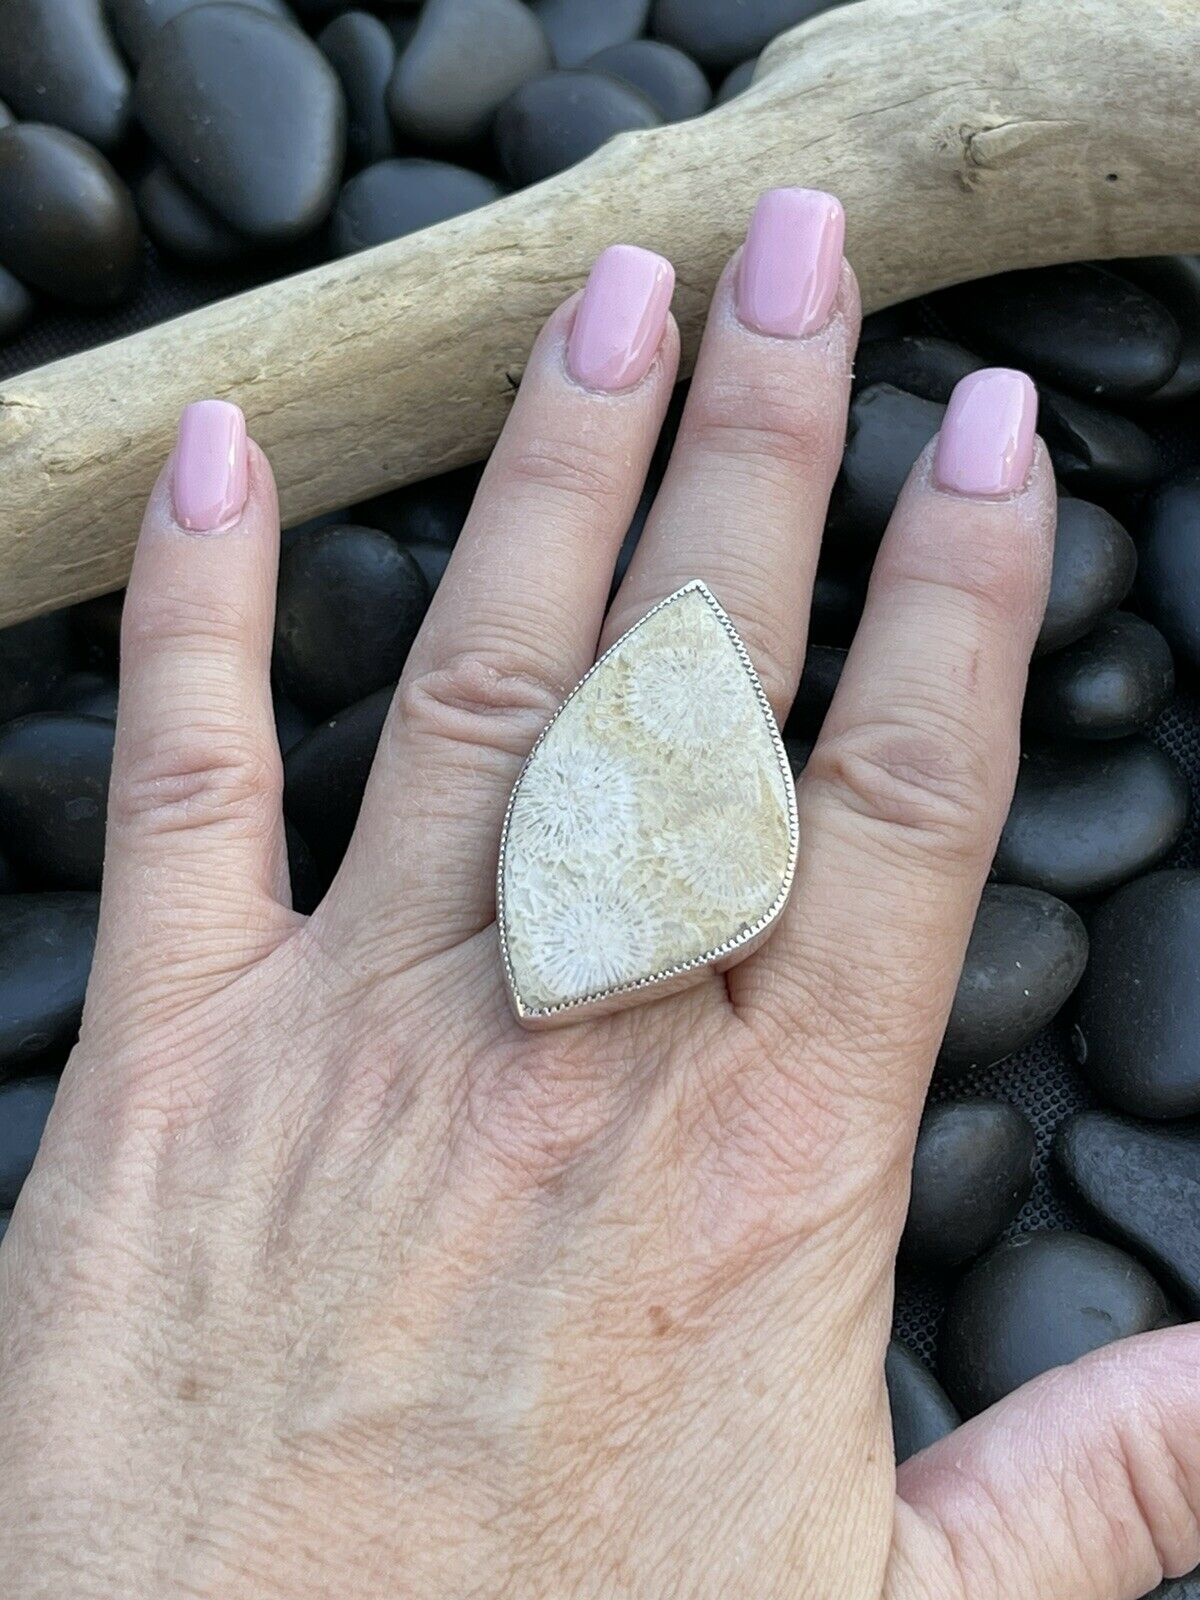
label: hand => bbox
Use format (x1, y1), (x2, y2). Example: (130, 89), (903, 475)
(1, 188), (1196, 1600)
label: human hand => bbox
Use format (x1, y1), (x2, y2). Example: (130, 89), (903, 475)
(1, 188), (1196, 1600)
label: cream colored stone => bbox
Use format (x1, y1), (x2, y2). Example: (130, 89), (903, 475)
(498, 582), (797, 1025)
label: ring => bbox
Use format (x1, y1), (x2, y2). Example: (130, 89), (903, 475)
(498, 581), (798, 1029)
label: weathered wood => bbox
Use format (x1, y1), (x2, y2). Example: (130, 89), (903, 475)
(1, 0), (1197, 624)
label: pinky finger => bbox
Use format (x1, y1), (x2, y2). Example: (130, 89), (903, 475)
(96, 402), (294, 998)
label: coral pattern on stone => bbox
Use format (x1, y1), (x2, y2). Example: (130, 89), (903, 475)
(499, 582), (797, 1023)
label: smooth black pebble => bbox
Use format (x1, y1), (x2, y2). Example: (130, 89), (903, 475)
(940, 1232), (1172, 1416)
(1108, 256), (1200, 405)
(136, 4), (346, 244)
(286, 822), (324, 915)
(885, 1341), (960, 1464)
(1056, 1112), (1200, 1317)
(331, 158), (502, 255)
(136, 162), (249, 266)
(1072, 870), (1200, 1119)
(494, 70), (661, 188)
(1037, 497), (1137, 657)
(0, 613), (73, 724)
(901, 1100), (1035, 1271)
(0, 0), (131, 152)
(0, 265), (35, 343)
(274, 524), (429, 716)
(0, 715), (114, 891)
(1137, 473), (1200, 673)
(283, 685), (393, 875)
(933, 263), (1182, 401)
(109, 0), (292, 64)
(1024, 611), (1173, 740)
(318, 10), (397, 168)
(0, 124), (141, 306)
(1038, 385), (1164, 496)
(354, 462), (483, 548)
(0, 894), (98, 1073)
(785, 645), (845, 736)
(652, 0), (837, 70)
(940, 884), (1087, 1073)
(389, 0), (551, 147)
(827, 385), (943, 551)
(50, 672), (119, 721)
(0, 1073), (59, 1209)
(587, 40), (712, 121)
(715, 58), (758, 104)
(993, 738), (1188, 900)
(808, 568), (865, 647)
(852, 334), (981, 402)
(534, 0), (650, 68)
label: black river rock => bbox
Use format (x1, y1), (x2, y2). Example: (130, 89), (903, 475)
(1072, 871), (1200, 1119)
(0, 715), (114, 891)
(1056, 1112), (1200, 1317)
(1136, 473), (1200, 673)
(939, 885), (1087, 1072)
(136, 162), (249, 267)
(587, 40), (712, 121)
(940, 1232), (1173, 1416)
(901, 1100), (1036, 1272)
(992, 739), (1188, 901)
(331, 158), (503, 255)
(494, 69), (661, 188)
(0, 124), (141, 306)
(934, 264), (1183, 401)
(0, 613), (73, 725)
(283, 685), (393, 875)
(274, 524), (430, 717)
(828, 384), (943, 550)
(652, 0), (838, 70)
(0, 1073), (59, 1210)
(1036, 498), (1137, 657)
(0, 0), (132, 152)
(318, 10), (398, 169)
(885, 1341), (960, 1464)
(1024, 611), (1174, 740)
(389, 0), (552, 148)
(534, 0), (651, 67)
(135, 4), (346, 244)
(0, 894), (98, 1074)
(109, 0), (292, 64)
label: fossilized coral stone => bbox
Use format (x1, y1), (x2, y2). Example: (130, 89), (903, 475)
(499, 581), (797, 1025)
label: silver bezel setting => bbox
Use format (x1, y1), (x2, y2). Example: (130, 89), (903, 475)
(496, 580), (800, 1029)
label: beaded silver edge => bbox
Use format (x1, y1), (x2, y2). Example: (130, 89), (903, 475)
(496, 580), (800, 1026)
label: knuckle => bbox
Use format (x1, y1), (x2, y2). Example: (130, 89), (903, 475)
(803, 717), (1005, 864)
(685, 372), (842, 476)
(504, 433), (629, 519)
(114, 728), (280, 839)
(397, 650), (563, 759)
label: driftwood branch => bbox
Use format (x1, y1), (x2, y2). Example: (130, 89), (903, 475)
(1, 0), (1198, 624)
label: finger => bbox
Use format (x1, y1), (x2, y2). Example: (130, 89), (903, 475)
(889, 1325), (1200, 1600)
(600, 188), (857, 722)
(323, 246), (679, 966)
(96, 401), (292, 994)
(734, 371), (1054, 1153)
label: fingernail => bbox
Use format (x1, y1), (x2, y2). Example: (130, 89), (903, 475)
(173, 399), (248, 531)
(567, 244), (675, 392)
(736, 187), (845, 338)
(933, 369), (1038, 496)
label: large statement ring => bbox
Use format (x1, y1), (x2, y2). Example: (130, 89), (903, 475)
(498, 582), (798, 1029)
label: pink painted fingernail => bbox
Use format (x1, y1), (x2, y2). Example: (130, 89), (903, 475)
(934, 369), (1038, 496)
(736, 187), (845, 338)
(567, 244), (675, 392)
(173, 399), (248, 531)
